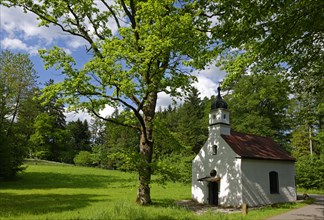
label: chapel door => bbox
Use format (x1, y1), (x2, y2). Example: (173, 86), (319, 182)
(208, 182), (218, 205)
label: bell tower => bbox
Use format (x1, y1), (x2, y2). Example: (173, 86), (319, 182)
(209, 87), (230, 135)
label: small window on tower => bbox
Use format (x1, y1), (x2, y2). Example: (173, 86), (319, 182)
(223, 114), (226, 119)
(212, 145), (217, 155)
(213, 114), (216, 119)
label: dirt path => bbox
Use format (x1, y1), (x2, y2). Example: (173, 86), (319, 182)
(176, 200), (241, 215)
(267, 194), (324, 220)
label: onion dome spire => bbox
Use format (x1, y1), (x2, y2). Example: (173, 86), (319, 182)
(211, 87), (228, 110)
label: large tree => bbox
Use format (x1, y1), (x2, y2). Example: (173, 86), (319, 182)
(0, 50), (38, 179)
(2, 0), (217, 204)
(0, 50), (38, 134)
(208, 0), (323, 91)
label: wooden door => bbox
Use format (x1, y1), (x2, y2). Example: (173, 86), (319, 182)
(208, 182), (218, 205)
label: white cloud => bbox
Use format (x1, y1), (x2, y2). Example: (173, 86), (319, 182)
(194, 75), (218, 98)
(99, 105), (117, 118)
(156, 92), (183, 110)
(194, 64), (228, 98)
(1, 37), (39, 55)
(65, 104), (119, 122)
(0, 6), (89, 55)
(1, 38), (28, 50)
(1, 6), (62, 43)
(67, 39), (87, 49)
(155, 64), (227, 110)
(0, 3), (121, 53)
(65, 110), (92, 122)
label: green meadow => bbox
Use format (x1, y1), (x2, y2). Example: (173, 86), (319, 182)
(0, 161), (310, 220)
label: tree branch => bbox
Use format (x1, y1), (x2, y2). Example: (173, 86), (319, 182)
(120, 0), (140, 45)
(75, 89), (148, 139)
(86, 14), (105, 40)
(15, 2), (103, 58)
(66, 3), (103, 57)
(120, 0), (135, 28)
(100, 0), (121, 28)
(88, 98), (140, 130)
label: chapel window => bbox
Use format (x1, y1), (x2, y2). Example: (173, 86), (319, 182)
(212, 145), (217, 155)
(269, 171), (279, 194)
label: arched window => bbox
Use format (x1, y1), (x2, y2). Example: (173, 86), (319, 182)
(212, 145), (217, 155)
(269, 171), (279, 194)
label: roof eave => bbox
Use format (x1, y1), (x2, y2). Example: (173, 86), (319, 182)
(236, 156), (296, 162)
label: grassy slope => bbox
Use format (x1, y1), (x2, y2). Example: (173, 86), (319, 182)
(0, 161), (313, 220)
(0, 162), (194, 220)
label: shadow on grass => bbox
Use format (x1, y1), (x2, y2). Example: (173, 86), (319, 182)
(0, 192), (108, 217)
(0, 172), (124, 190)
(152, 198), (179, 208)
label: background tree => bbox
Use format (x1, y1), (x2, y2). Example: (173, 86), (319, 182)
(43, 79), (66, 129)
(2, 0), (218, 204)
(0, 50), (38, 179)
(0, 50), (38, 133)
(296, 155), (324, 190)
(224, 74), (291, 146)
(66, 119), (91, 162)
(289, 77), (324, 157)
(29, 80), (68, 162)
(29, 113), (69, 161)
(17, 87), (43, 157)
(176, 87), (207, 154)
(90, 117), (106, 145)
(103, 110), (139, 170)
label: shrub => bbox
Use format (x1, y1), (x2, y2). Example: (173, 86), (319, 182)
(0, 133), (26, 180)
(73, 151), (92, 166)
(296, 155), (324, 190)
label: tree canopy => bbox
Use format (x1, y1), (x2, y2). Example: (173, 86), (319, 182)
(1, 0), (219, 204)
(209, 0), (323, 88)
(0, 50), (38, 179)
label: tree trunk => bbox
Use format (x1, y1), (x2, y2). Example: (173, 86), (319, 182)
(136, 92), (157, 205)
(308, 124), (313, 156)
(136, 130), (153, 205)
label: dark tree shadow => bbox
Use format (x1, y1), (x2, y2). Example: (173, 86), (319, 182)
(0, 192), (109, 217)
(0, 171), (124, 190)
(151, 198), (179, 208)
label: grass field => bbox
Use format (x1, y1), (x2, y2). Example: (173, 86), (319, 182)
(0, 161), (312, 219)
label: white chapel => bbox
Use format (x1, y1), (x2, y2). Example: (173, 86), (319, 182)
(192, 87), (296, 207)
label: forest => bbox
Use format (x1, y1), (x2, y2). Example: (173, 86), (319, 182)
(1, 50), (323, 191)
(0, 0), (323, 206)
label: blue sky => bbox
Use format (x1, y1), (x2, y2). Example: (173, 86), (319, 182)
(0, 4), (227, 121)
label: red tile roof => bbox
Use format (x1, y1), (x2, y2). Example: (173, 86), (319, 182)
(221, 131), (295, 161)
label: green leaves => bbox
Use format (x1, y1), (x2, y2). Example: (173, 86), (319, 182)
(1, 0), (220, 125)
(0, 50), (37, 179)
(296, 155), (324, 190)
(225, 74), (291, 144)
(214, 0), (324, 93)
